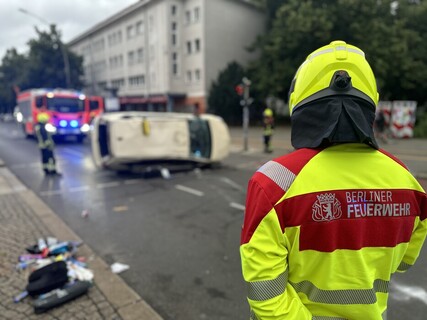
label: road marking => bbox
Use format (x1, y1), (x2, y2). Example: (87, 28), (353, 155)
(97, 182), (120, 189)
(230, 202), (245, 211)
(175, 184), (204, 197)
(391, 282), (427, 305)
(61, 148), (85, 157)
(124, 179), (144, 185)
(40, 190), (62, 196)
(69, 186), (91, 192)
(220, 177), (245, 192)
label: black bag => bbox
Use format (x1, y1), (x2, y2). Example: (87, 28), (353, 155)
(34, 281), (92, 314)
(26, 261), (68, 296)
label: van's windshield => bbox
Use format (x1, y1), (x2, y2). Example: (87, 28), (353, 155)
(46, 97), (85, 113)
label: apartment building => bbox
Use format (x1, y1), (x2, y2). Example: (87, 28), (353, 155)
(68, 0), (265, 113)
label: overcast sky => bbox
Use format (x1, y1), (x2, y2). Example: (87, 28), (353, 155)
(0, 0), (138, 59)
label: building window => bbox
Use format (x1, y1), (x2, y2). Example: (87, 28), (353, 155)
(195, 69), (201, 81)
(171, 5), (177, 16)
(129, 75), (145, 87)
(172, 52), (178, 76)
(128, 51), (135, 66)
(186, 71), (192, 83)
(172, 34), (177, 46)
(127, 25), (135, 39)
(136, 21), (144, 34)
(172, 22), (177, 31)
(137, 48), (144, 63)
(195, 39), (201, 52)
(186, 41), (192, 54)
(194, 7), (200, 22)
(185, 10), (191, 24)
(111, 78), (125, 89)
(117, 31), (122, 43)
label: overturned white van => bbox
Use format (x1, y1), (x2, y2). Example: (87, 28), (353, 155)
(90, 112), (230, 172)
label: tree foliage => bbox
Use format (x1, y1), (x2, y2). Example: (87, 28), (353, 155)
(248, 0), (427, 105)
(208, 62), (247, 125)
(0, 25), (84, 113)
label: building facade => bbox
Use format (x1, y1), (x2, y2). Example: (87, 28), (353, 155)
(68, 0), (265, 113)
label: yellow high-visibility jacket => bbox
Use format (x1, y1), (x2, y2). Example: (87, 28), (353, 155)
(240, 144), (427, 320)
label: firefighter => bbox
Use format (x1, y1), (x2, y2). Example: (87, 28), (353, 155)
(240, 41), (427, 319)
(262, 107), (274, 153)
(34, 113), (61, 176)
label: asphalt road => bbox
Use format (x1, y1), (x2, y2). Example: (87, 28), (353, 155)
(0, 120), (426, 319)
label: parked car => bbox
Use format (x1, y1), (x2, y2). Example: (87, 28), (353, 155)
(90, 111), (230, 172)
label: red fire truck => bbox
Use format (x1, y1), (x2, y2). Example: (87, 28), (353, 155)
(16, 88), (104, 142)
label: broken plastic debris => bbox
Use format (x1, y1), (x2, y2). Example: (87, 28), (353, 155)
(110, 262), (130, 274)
(160, 168), (171, 179)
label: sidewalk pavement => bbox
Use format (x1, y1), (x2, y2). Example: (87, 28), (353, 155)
(0, 159), (163, 319)
(228, 125), (427, 188)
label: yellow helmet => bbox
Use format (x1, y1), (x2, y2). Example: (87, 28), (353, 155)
(37, 112), (50, 123)
(288, 40), (379, 115)
(263, 108), (273, 117)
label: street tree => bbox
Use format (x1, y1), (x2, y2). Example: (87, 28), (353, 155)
(208, 62), (246, 125)
(249, 0), (427, 106)
(0, 49), (28, 113)
(0, 24), (85, 113)
(26, 25), (83, 89)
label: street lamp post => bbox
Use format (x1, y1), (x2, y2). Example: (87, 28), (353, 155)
(242, 77), (252, 152)
(18, 8), (72, 88)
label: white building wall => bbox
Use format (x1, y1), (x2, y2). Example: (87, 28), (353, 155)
(68, 0), (265, 109)
(204, 0), (265, 91)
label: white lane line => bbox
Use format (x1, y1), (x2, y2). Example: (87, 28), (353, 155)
(230, 202), (245, 211)
(124, 179), (144, 185)
(97, 181), (120, 189)
(220, 177), (245, 192)
(391, 282), (427, 305)
(61, 148), (85, 157)
(40, 190), (62, 196)
(175, 184), (204, 197)
(69, 186), (91, 192)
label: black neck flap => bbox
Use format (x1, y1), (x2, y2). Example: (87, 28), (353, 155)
(291, 97), (379, 149)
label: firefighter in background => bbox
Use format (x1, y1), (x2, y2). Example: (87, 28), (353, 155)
(34, 113), (60, 176)
(262, 107), (274, 153)
(240, 41), (426, 319)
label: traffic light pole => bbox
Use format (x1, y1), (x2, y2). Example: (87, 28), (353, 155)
(242, 77), (251, 152)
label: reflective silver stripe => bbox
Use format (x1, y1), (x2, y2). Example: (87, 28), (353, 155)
(257, 161), (295, 191)
(290, 278), (389, 305)
(397, 261), (412, 272)
(309, 48), (334, 59)
(308, 46), (364, 60)
(247, 269), (288, 301)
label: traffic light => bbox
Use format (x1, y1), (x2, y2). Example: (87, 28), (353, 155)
(235, 84), (244, 96)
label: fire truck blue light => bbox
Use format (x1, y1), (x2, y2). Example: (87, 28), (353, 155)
(59, 120), (67, 127)
(70, 120), (79, 128)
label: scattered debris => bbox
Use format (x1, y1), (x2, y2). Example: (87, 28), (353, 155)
(14, 237), (93, 314)
(81, 210), (89, 218)
(160, 167), (171, 179)
(113, 206), (128, 212)
(110, 262), (130, 274)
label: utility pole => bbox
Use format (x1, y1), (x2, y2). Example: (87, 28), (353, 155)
(18, 8), (72, 88)
(242, 77), (252, 152)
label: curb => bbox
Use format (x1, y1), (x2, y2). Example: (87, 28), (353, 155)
(1, 165), (163, 320)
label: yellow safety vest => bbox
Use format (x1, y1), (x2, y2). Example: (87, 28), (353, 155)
(240, 143), (427, 319)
